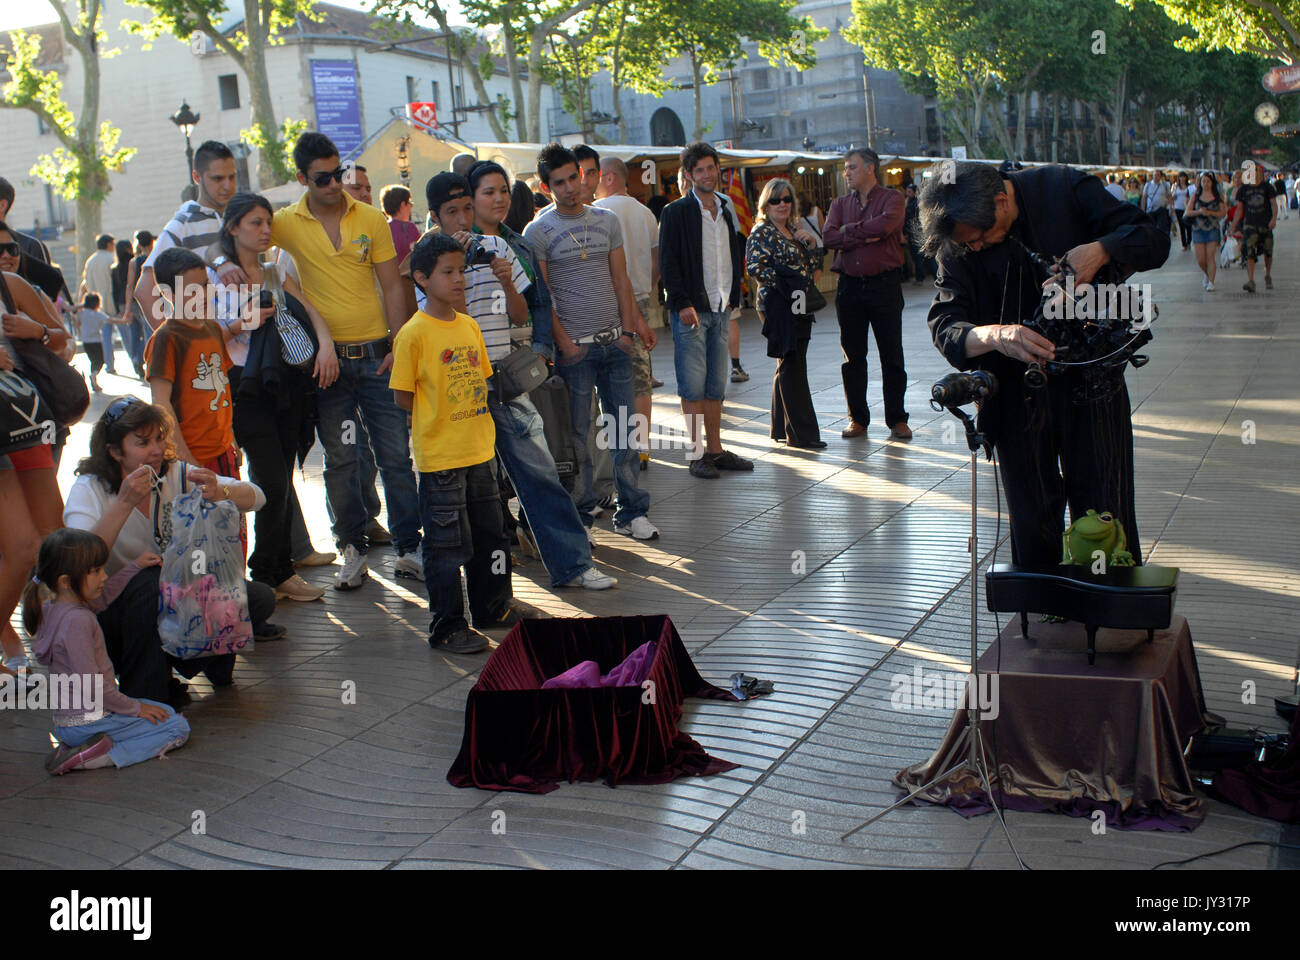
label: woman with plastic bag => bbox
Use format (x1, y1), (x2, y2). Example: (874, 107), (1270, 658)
(63, 397), (278, 709)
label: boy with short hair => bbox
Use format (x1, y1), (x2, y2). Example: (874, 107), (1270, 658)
(389, 232), (516, 654)
(144, 247), (237, 481)
(76, 293), (109, 392)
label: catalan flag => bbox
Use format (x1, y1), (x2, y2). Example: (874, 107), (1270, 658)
(724, 168), (753, 236)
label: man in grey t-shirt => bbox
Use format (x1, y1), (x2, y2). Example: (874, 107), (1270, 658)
(523, 143), (661, 541)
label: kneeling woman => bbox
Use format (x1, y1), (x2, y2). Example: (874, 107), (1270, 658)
(63, 397), (274, 707)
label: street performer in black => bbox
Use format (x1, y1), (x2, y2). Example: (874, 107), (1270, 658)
(918, 162), (1170, 567)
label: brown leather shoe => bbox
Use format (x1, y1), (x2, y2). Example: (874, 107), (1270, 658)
(890, 422), (913, 441)
(841, 421), (867, 439)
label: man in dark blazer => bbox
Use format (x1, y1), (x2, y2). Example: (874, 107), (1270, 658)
(659, 142), (753, 479)
(920, 161), (1169, 567)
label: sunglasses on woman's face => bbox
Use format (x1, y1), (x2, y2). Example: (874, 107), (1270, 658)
(310, 167), (346, 187)
(0, 242), (20, 257)
(769, 196), (793, 206)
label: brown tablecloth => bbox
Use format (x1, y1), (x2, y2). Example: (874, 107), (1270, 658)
(894, 615), (1217, 830)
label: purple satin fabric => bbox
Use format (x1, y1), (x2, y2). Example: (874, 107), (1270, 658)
(541, 640), (657, 689)
(448, 616), (739, 793)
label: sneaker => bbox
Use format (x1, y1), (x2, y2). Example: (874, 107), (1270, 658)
(394, 552), (424, 581)
(1244, 280), (1256, 292)
(585, 526), (599, 549)
(253, 621), (288, 641)
(1201, 276), (1208, 290)
(516, 526), (540, 559)
(295, 550), (337, 568)
(1265, 275), (1273, 289)
(690, 457), (720, 479)
(560, 567), (617, 590)
(275, 574), (325, 602)
(614, 516), (660, 540)
(480, 605), (532, 631)
(708, 450), (755, 471)
(730, 365), (750, 383)
(639, 451), (650, 472)
(1205, 281), (1215, 292)
(46, 733), (114, 775)
(435, 628), (490, 654)
(334, 544), (369, 590)
(650, 377), (664, 388)
(596, 493), (615, 510)
(366, 519), (393, 545)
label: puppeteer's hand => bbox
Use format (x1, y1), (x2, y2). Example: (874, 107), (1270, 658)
(994, 324), (1056, 364)
(1059, 241), (1109, 285)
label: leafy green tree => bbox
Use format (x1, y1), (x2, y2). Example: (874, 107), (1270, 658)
(1152, 0), (1300, 63)
(126, 0), (318, 185)
(2, 1), (136, 275)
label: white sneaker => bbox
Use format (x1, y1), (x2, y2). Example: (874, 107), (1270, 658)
(614, 516), (660, 541)
(1202, 276), (1208, 290)
(1205, 281), (1215, 292)
(585, 527), (599, 548)
(561, 567), (617, 590)
(333, 544), (369, 591)
(394, 552), (424, 580)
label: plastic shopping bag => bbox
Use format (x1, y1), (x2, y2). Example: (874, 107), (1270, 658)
(157, 484), (253, 659)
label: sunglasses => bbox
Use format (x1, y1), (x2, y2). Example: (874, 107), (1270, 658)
(310, 167), (347, 187)
(769, 196), (793, 206)
(0, 242), (20, 257)
(104, 396), (142, 425)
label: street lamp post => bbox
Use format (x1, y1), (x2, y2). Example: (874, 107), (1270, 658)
(170, 101), (201, 202)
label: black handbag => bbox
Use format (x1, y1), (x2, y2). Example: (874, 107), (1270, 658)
(0, 368), (56, 455)
(493, 344), (548, 401)
(0, 273), (89, 426)
(804, 283), (828, 314)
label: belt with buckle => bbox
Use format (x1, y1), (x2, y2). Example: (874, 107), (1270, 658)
(572, 325), (626, 345)
(335, 338), (391, 360)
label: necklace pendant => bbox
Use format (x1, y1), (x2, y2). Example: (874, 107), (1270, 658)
(581, 250), (588, 259)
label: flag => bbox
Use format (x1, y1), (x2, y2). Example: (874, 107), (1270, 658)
(724, 168), (753, 236)
(406, 102), (437, 130)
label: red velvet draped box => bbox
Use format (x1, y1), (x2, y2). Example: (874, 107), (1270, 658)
(448, 615), (740, 793)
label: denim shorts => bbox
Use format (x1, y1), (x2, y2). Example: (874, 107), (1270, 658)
(1190, 228), (1219, 246)
(669, 309), (730, 402)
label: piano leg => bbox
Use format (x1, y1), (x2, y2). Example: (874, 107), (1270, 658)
(1086, 624), (1098, 665)
(1020, 611), (1029, 640)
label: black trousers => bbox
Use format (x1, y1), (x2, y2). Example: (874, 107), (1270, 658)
(986, 377), (1140, 569)
(835, 272), (908, 428)
(770, 337), (820, 444)
(231, 368), (304, 587)
(1174, 209), (1191, 248)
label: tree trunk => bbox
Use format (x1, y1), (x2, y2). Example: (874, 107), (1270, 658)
(498, 8), (527, 141)
(1109, 66), (1127, 166)
(1051, 94), (1060, 164)
(72, 2), (103, 278)
(690, 48), (705, 140)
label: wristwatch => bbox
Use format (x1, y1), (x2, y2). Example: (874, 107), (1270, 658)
(212, 255), (230, 269)
(40, 328), (51, 345)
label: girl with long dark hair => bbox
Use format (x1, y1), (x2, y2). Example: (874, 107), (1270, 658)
(1188, 172), (1225, 291)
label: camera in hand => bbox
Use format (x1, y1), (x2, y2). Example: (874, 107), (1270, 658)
(931, 370), (997, 408)
(258, 289), (273, 309)
(464, 237), (496, 266)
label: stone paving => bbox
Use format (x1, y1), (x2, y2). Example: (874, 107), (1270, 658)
(2, 227), (1297, 870)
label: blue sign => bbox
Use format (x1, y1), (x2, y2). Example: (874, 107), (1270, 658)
(310, 60), (363, 158)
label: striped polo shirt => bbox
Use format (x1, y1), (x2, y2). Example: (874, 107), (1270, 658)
(463, 234), (529, 362)
(523, 205), (623, 340)
(144, 201), (223, 268)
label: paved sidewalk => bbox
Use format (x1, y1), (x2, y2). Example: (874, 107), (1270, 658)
(2, 228), (1296, 869)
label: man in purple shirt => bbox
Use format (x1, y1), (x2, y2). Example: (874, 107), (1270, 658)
(824, 148), (911, 440)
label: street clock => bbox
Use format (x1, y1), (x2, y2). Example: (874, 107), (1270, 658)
(1255, 102), (1281, 126)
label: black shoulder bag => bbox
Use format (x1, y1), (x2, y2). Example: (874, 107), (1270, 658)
(0, 272), (90, 426)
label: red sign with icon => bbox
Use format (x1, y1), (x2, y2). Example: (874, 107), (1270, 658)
(406, 102), (437, 130)
(1262, 66), (1300, 95)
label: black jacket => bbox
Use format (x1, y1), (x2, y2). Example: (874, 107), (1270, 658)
(659, 192), (745, 314)
(759, 263), (813, 359)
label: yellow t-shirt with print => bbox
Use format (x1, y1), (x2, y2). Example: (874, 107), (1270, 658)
(271, 192), (397, 343)
(389, 309), (495, 473)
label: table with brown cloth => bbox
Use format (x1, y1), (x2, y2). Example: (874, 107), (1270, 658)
(448, 615), (740, 794)
(894, 614), (1217, 830)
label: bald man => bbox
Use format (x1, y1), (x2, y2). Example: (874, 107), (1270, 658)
(596, 156), (661, 468)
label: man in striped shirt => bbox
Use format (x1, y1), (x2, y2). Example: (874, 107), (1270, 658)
(134, 141), (238, 328)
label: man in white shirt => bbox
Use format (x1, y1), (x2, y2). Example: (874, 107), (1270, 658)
(1104, 174), (1126, 203)
(595, 156), (660, 470)
(79, 234), (118, 374)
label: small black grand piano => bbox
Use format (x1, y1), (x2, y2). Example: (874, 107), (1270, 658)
(985, 563), (1180, 665)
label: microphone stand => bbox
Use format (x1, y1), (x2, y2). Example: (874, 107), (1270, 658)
(841, 401), (1024, 868)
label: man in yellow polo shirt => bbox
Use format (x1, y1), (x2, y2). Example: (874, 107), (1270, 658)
(214, 132), (422, 591)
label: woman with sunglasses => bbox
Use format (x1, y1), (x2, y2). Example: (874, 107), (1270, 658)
(63, 397), (278, 707)
(744, 178), (826, 449)
(211, 192), (336, 602)
(0, 265), (76, 678)
(0, 220), (72, 329)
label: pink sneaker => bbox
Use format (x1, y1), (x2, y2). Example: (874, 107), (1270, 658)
(45, 733), (114, 775)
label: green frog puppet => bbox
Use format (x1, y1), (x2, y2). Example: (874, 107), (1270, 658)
(1061, 509), (1135, 570)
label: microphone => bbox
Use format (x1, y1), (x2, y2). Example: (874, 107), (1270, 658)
(931, 370), (998, 408)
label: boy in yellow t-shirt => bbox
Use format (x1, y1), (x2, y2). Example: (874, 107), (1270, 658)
(390, 232), (515, 655)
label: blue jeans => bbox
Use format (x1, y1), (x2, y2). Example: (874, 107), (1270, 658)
(418, 460), (511, 640)
(55, 699), (190, 768)
(489, 390), (592, 586)
(315, 355), (422, 555)
(100, 324), (118, 373)
(125, 315), (146, 373)
(669, 309), (730, 401)
(324, 417), (383, 528)
(553, 340), (650, 527)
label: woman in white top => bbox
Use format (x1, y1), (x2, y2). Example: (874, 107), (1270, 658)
(64, 397), (273, 707)
(1172, 172), (1191, 251)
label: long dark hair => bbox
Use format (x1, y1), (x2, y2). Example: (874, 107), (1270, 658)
(114, 239), (134, 270)
(505, 179), (536, 233)
(218, 192), (274, 265)
(75, 397), (178, 494)
(21, 528), (111, 635)
(1196, 171), (1222, 206)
